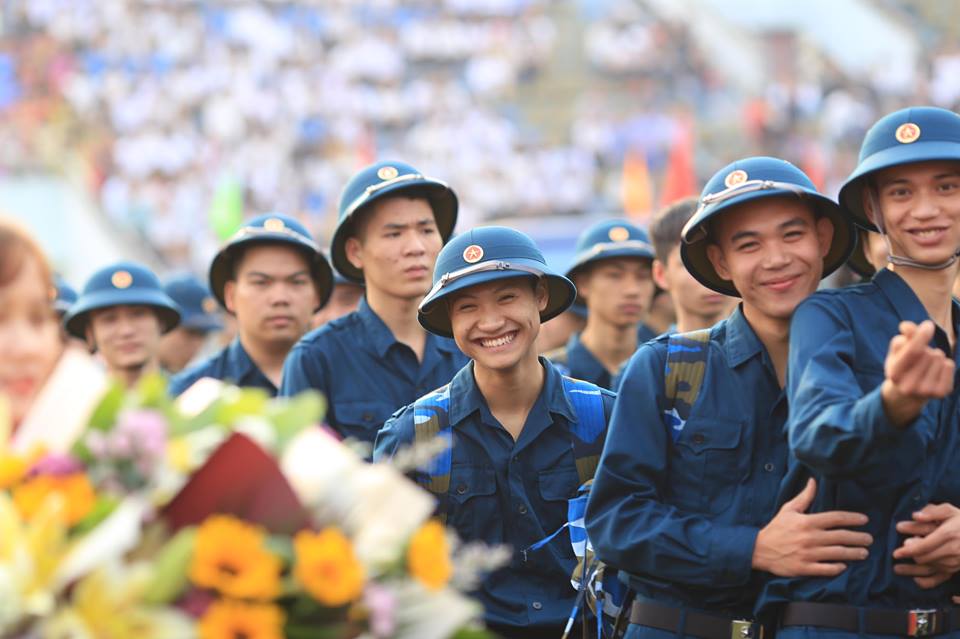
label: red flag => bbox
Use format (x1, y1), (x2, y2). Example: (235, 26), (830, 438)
(801, 144), (826, 192)
(660, 118), (697, 206)
(622, 148), (653, 222)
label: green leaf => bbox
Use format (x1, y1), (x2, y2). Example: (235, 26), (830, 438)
(87, 380), (127, 430)
(72, 496), (119, 535)
(142, 527), (197, 605)
(215, 387), (271, 426)
(266, 391), (326, 448)
(136, 372), (171, 409)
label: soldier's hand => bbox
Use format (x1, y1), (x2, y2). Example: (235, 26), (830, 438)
(752, 478), (872, 577)
(894, 503), (960, 587)
(882, 321), (954, 428)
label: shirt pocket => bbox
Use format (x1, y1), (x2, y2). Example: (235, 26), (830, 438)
(448, 464), (498, 540)
(536, 468), (581, 552)
(673, 417), (746, 516)
(333, 400), (397, 442)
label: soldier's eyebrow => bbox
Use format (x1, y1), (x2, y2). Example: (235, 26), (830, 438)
(729, 229), (758, 243)
(382, 217), (434, 231)
(778, 217), (808, 231)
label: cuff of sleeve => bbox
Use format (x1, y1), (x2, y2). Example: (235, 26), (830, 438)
(854, 384), (905, 444)
(711, 525), (759, 585)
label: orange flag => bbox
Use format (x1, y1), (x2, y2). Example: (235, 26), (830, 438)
(660, 118), (697, 206)
(622, 148), (653, 222)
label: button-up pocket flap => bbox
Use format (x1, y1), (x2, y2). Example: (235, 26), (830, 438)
(538, 468), (580, 502)
(335, 401), (395, 427)
(678, 418), (744, 455)
(450, 466), (497, 503)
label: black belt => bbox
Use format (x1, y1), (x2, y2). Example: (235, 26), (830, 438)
(629, 600), (765, 639)
(782, 602), (960, 636)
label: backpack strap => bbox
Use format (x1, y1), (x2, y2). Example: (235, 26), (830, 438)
(413, 385), (453, 522)
(662, 329), (711, 442)
(561, 376), (607, 484)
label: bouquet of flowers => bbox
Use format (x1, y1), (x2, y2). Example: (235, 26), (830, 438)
(0, 373), (505, 639)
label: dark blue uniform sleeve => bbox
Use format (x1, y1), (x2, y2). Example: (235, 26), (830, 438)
(787, 296), (904, 478)
(585, 344), (758, 588)
(372, 405), (416, 462)
(280, 341), (326, 397)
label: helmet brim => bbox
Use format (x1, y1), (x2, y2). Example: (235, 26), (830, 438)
(331, 181), (457, 283)
(418, 263), (576, 339)
(64, 291), (181, 339)
(681, 190), (856, 296)
(839, 140), (960, 231)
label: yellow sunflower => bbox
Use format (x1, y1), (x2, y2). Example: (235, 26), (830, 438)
(407, 520), (452, 591)
(189, 515), (281, 600)
(198, 599), (285, 639)
(293, 527), (364, 606)
(12, 472), (96, 526)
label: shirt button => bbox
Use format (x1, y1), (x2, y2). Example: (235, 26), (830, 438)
(456, 483), (467, 495)
(692, 433), (705, 444)
(763, 463), (775, 472)
(512, 455), (520, 463)
(914, 495), (924, 503)
(532, 601), (543, 610)
(362, 412), (373, 422)
(518, 504), (528, 515)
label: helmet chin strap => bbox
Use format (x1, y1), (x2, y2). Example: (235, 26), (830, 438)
(867, 186), (960, 271)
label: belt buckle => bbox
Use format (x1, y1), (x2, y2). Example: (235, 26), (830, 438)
(731, 619), (762, 639)
(908, 609), (937, 637)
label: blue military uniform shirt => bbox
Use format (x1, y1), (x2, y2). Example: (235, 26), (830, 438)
(374, 358), (615, 631)
(169, 338), (277, 397)
(546, 333), (617, 390)
(586, 306), (787, 618)
(759, 267), (960, 615)
(280, 298), (468, 443)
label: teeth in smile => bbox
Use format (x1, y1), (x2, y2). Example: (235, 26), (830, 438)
(914, 229), (943, 237)
(481, 333), (515, 348)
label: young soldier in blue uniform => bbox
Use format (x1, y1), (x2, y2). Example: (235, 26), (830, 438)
(760, 107), (960, 637)
(586, 157), (875, 638)
(546, 219), (656, 389)
(65, 261), (181, 388)
(158, 274), (224, 374)
(650, 197), (737, 334)
(281, 161), (468, 444)
(374, 226), (614, 639)
(170, 214), (333, 396)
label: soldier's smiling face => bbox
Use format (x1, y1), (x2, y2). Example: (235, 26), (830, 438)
(447, 277), (547, 372)
(706, 196), (833, 323)
(865, 160), (960, 268)
(86, 304), (163, 372)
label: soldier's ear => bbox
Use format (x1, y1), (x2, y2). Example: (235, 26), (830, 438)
(706, 243), (731, 281)
(84, 323), (97, 353)
(223, 281), (238, 315)
(815, 216), (835, 259)
(535, 278), (549, 313)
(345, 237), (363, 271)
(652, 258), (670, 291)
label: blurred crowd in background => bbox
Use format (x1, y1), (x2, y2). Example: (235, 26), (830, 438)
(1, 0), (959, 277)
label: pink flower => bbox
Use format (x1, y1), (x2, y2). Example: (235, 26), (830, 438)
(28, 453), (84, 477)
(363, 583), (397, 637)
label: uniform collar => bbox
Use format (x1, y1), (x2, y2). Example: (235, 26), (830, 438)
(446, 357), (577, 426)
(565, 333), (608, 384)
(723, 305), (765, 369)
(356, 296), (458, 358)
(226, 338), (275, 390)
(873, 268), (960, 356)
(873, 267), (941, 326)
